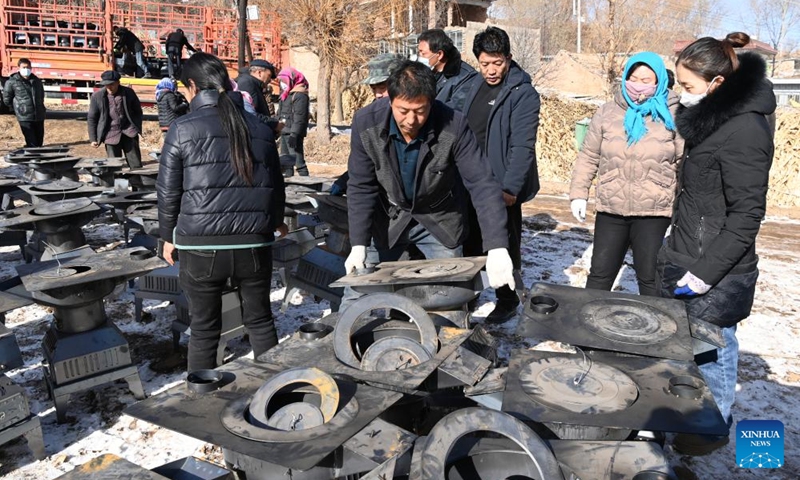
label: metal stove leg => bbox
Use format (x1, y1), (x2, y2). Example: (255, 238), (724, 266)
(134, 297), (143, 323)
(172, 329), (181, 352)
(53, 392), (71, 424)
(216, 341), (227, 367)
(125, 372), (147, 400)
(23, 420), (46, 460)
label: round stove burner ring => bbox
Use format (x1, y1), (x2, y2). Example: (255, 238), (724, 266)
(391, 258), (475, 280)
(220, 388), (360, 443)
(31, 179), (83, 192)
(519, 357), (638, 414)
(580, 299), (677, 345)
(360, 336), (433, 372)
(248, 367), (339, 429)
(31, 197), (92, 216)
(267, 403), (325, 431)
(38, 267), (82, 279)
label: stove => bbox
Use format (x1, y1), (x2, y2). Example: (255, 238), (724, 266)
(0, 374), (45, 460)
(0, 197), (102, 260)
(501, 349), (728, 437)
(283, 175), (334, 192)
(261, 292), (477, 392)
(15, 247), (168, 422)
(331, 257), (487, 328)
(281, 247), (346, 313)
(125, 360), (403, 475)
(0, 176), (31, 260)
(123, 204), (161, 247)
(75, 157), (128, 188)
(117, 165), (159, 191)
(516, 283), (695, 361)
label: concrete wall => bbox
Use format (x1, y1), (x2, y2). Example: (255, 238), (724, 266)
(287, 45), (320, 98)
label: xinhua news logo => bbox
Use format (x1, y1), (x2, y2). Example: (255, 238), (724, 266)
(736, 420), (784, 469)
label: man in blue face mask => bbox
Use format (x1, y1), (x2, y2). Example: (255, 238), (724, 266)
(2, 58), (46, 148)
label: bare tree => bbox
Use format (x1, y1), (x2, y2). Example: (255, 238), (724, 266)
(491, 0), (575, 56)
(750, 0), (800, 71)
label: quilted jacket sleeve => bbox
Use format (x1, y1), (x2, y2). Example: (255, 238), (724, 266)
(157, 124), (185, 242)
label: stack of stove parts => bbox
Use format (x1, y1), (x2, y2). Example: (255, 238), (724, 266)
(331, 257), (488, 329)
(75, 157), (127, 188)
(15, 247), (168, 422)
(271, 227), (318, 286)
(89, 190), (158, 246)
(0, 290), (45, 460)
(5, 145), (73, 182)
(0, 197), (102, 261)
(282, 193), (348, 313)
(284, 185), (317, 232)
(0, 175), (28, 259)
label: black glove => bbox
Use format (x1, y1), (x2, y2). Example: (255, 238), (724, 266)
(287, 135), (298, 150)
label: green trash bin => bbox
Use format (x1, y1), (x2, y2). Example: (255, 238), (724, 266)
(575, 117), (591, 151)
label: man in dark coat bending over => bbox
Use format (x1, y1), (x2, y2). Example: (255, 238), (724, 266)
(345, 60), (516, 293)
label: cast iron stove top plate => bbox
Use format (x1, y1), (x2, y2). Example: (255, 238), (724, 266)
(19, 156), (81, 166)
(331, 257), (486, 287)
(53, 453), (169, 480)
(0, 290), (34, 313)
(0, 198), (101, 229)
(516, 282), (694, 361)
(90, 191), (158, 206)
(283, 175), (334, 190)
(74, 157), (127, 169)
(119, 166), (160, 176)
(502, 349), (728, 435)
(257, 316), (473, 393)
(124, 359), (402, 471)
(16, 247), (167, 292)
(0, 176), (23, 188)
(18, 181), (108, 199)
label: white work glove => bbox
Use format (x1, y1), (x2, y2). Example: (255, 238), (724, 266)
(571, 199), (587, 223)
(486, 248), (515, 290)
(675, 271), (712, 297)
(344, 245), (367, 274)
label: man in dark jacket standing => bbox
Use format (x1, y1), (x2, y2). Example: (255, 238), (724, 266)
(2, 58), (46, 147)
(345, 60), (516, 293)
(87, 71), (143, 168)
(416, 29), (477, 112)
(113, 26), (149, 78)
(235, 59), (276, 120)
(462, 26), (541, 323)
(165, 28), (197, 78)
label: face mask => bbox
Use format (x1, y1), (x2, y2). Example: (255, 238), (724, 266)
(625, 81), (657, 104)
(679, 76), (721, 108)
(413, 54), (438, 70)
(19, 68), (31, 77)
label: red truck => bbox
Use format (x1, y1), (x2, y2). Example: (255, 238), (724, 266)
(0, 0), (281, 105)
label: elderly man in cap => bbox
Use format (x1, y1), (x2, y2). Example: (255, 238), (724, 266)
(329, 53), (403, 196)
(236, 59), (276, 120)
(87, 71), (143, 168)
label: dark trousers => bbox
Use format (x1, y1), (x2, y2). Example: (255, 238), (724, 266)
(105, 135), (143, 169)
(179, 247), (278, 371)
(586, 212), (671, 296)
(464, 202), (523, 305)
(19, 120), (44, 148)
(280, 134), (308, 176)
(166, 49), (182, 78)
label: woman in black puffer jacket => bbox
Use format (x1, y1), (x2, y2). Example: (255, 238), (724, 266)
(157, 53), (287, 371)
(155, 78), (188, 137)
(657, 32), (775, 455)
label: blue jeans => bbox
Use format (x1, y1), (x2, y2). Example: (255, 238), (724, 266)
(341, 222), (462, 309)
(698, 325), (738, 424)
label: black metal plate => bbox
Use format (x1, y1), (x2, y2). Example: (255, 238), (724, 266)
(0, 198), (101, 230)
(283, 176), (334, 191)
(16, 247), (167, 292)
(257, 317), (473, 393)
(53, 454), (169, 480)
(18, 182), (108, 200)
(502, 349), (728, 435)
(90, 191), (158, 206)
(0, 290), (34, 314)
(516, 283), (694, 361)
(74, 157), (128, 169)
(331, 257), (486, 287)
(125, 359), (403, 471)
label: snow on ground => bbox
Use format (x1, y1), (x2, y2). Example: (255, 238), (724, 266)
(1, 205), (799, 479)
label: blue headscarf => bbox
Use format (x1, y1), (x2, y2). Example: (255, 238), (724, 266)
(621, 52), (675, 145)
(155, 78), (176, 102)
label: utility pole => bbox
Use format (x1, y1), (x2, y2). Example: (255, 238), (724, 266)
(238, 0), (247, 69)
(573, 0), (582, 54)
